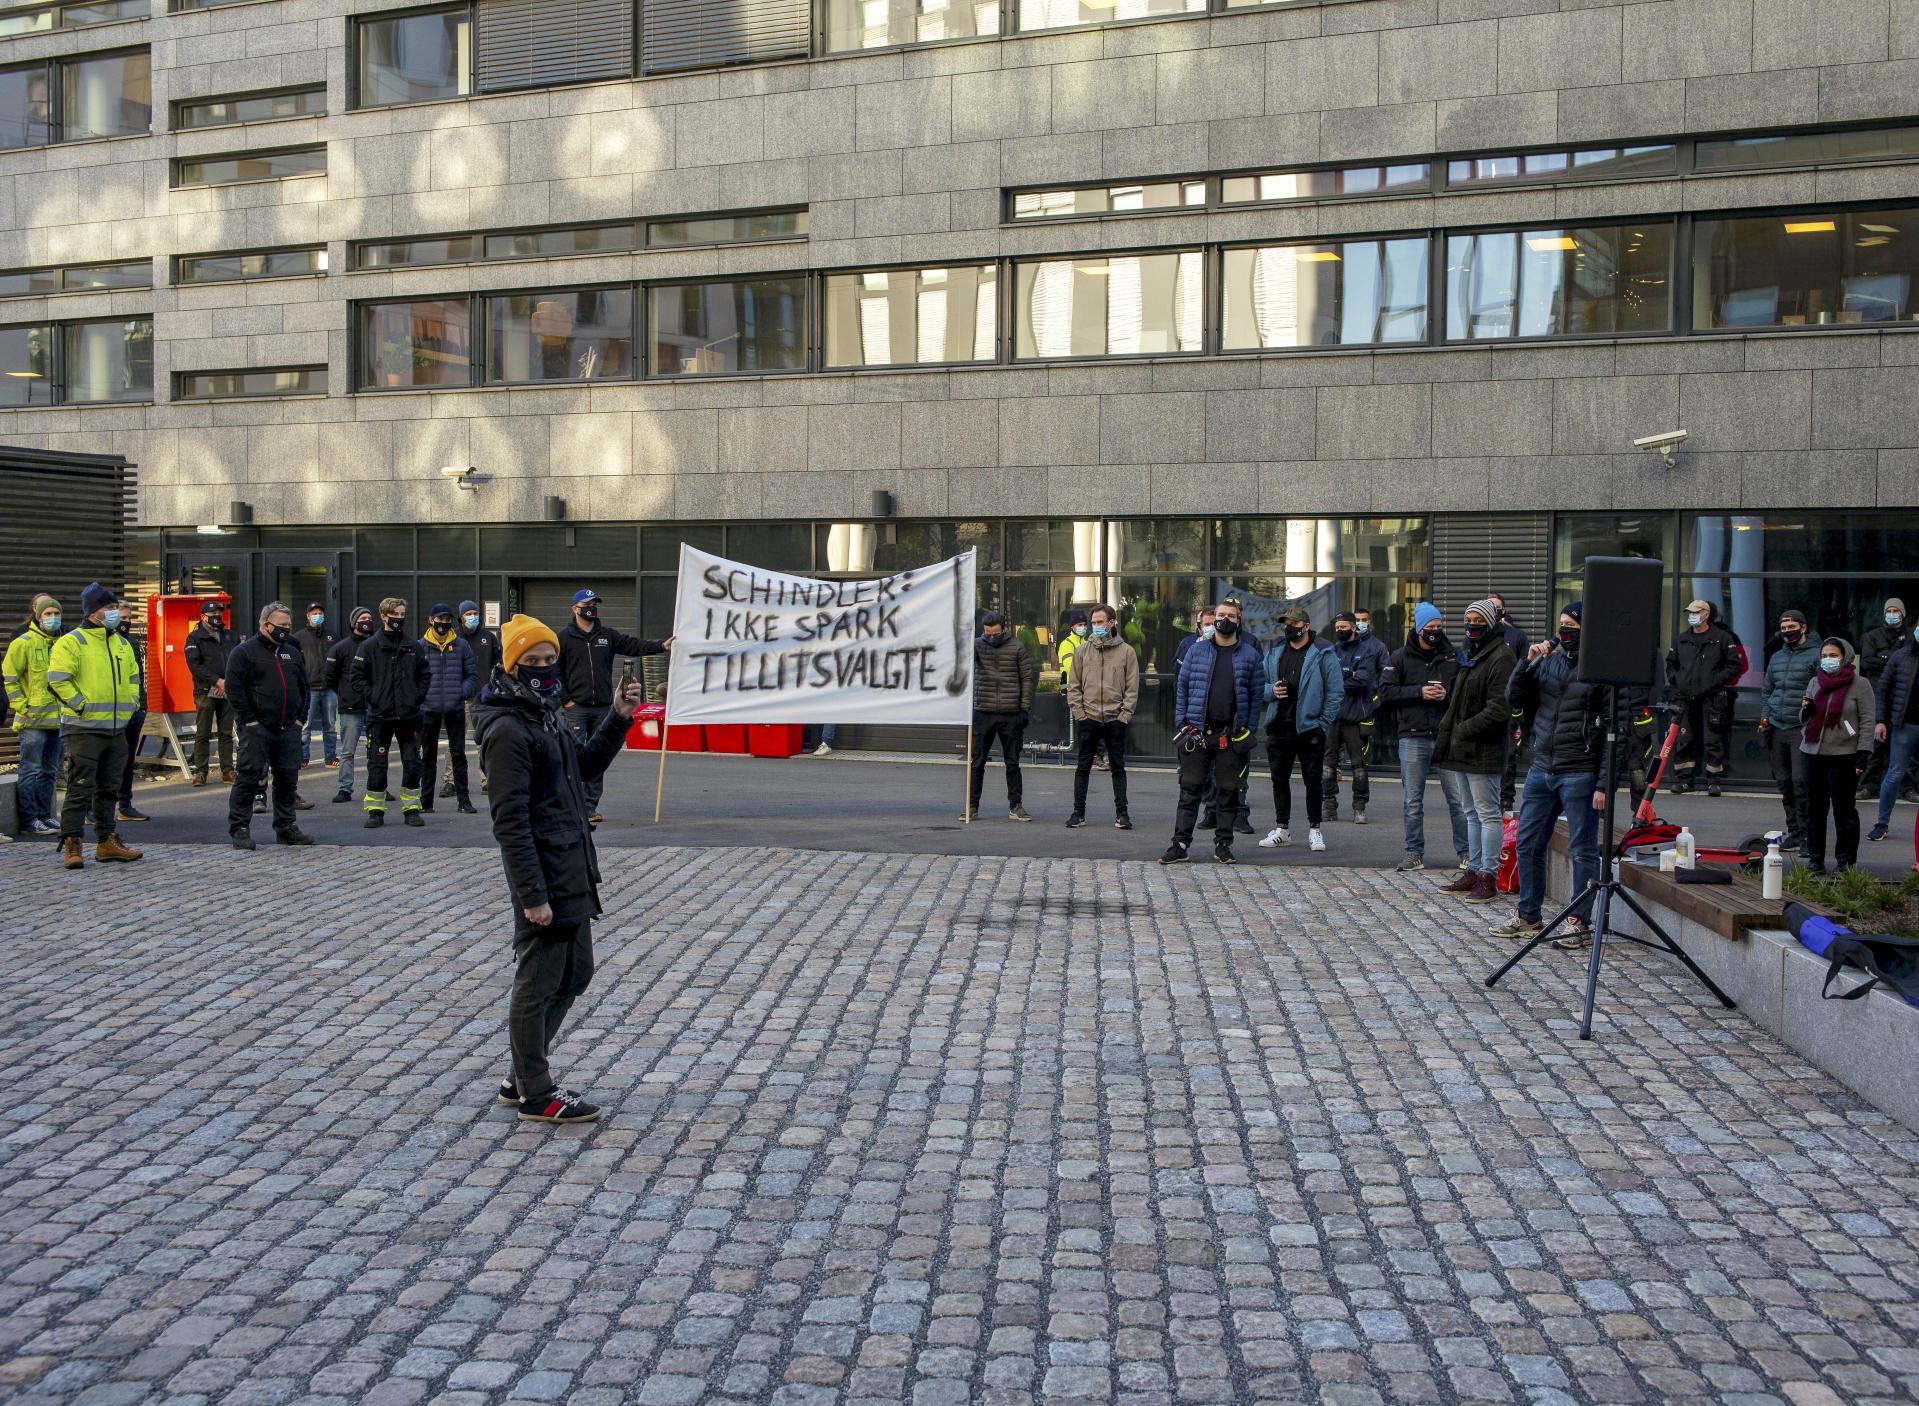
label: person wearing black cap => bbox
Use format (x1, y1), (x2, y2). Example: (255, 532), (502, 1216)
(291, 601), (339, 771)
(1758, 608), (1821, 849)
(182, 598), (237, 786)
(557, 588), (668, 822)
(324, 607), (375, 803)
(419, 602), (478, 813)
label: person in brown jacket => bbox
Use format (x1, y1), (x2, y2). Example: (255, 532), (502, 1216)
(1064, 603), (1139, 830)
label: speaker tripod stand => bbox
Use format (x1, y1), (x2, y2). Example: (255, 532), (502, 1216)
(1485, 684), (1736, 1040)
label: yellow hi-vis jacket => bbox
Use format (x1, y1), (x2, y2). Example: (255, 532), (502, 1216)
(47, 624), (142, 733)
(2, 624), (60, 730)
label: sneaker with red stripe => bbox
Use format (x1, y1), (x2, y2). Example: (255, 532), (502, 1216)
(517, 1088), (601, 1124)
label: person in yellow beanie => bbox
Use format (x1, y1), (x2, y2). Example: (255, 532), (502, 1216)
(474, 614), (647, 1125)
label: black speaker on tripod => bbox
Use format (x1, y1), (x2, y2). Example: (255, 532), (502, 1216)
(1576, 556), (1662, 686)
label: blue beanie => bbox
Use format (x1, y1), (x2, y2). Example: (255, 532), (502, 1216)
(1413, 602), (1441, 632)
(81, 581), (117, 617)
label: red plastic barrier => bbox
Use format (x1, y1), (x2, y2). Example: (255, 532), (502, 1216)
(748, 724), (803, 758)
(666, 724), (706, 752)
(705, 724), (748, 754)
(626, 704), (665, 750)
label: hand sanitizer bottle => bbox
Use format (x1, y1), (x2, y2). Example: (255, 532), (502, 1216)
(1762, 834), (1784, 900)
(1675, 826), (1695, 869)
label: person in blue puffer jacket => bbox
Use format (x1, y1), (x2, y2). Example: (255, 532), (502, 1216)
(1165, 598), (1267, 864)
(419, 603), (478, 813)
(1258, 605), (1343, 853)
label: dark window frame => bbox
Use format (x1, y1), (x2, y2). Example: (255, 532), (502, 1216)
(0, 258), (151, 298)
(1213, 231), (1435, 355)
(0, 43), (151, 150)
(173, 245), (329, 287)
(175, 365), (329, 400)
(642, 206), (809, 250)
(643, 272), (813, 379)
(478, 282), (641, 387)
(1683, 198), (1919, 336)
(347, 207), (807, 272)
(1439, 142), (1681, 193)
(349, 1), (475, 111)
(1439, 216), (1679, 346)
(820, 260), (1003, 370)
(1005, 177), (1210, 224)
(0, 313), (154, 406)
(0, 0), (146, 37)
(1008, 245), (1211, 365)
(171, 83), (327, 131)
(170, 143), (327, 189)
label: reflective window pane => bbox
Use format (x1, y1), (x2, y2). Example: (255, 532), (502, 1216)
(1219, 164), (1429, 204)
(63, 260), (149, 290)
(645, 209), (806, 247)
(179, 367), (327, 398)
(1446, 144), (1676, 188)
(177, 247), (325, 283)
(1110, 520), (1206, 573)
(0, 268), (61, 297)
(483, 287), (634, 384)
(1552, 512), (1674, 574)
(0, 323), (53, 404)
(823, 265), (997, 367)
(62, 317), (152, 402)
(63, 1), (148, 27)
(1692, 207), (1919, 329)
(1114, 575), (1210, 675)
(352, 235), (476, 269)
(1011, 181), (1205, 219)
(647, 277), (807, 376)
(175, 146), (326, 186)
(1221, 238), (1429, 349)
(1018, 0), (1202, 31)
(1013, 252), (1204, 359)
(0, 63), (54, 149)
(176, 86), (326, 128)
(1215, 518), (1428, 578)
(822, 0), (999, 50)
(1445, 223), (1672, 339)
(0, 10), (53, 36)
(357, 298), (472, 389)
(357, 7), (470, 107)
(1683, 512), (1919, 575)
(1696, 126), (1919, 172)
(481, 224), (638, 260)
(61, 50), (149, 140)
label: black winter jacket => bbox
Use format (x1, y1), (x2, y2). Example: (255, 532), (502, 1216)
(974, 637), (1035, 714)
(1433, 632), (1517, 775)
(1861, 622), (1910, 681)
(1379, 636), (1461, 738)
(325, 632), (372, 710)
(1510, 645), (1612, 774)
(475, 670), (629, 937)
(1332, 634), (1384, 723)
(558, 621), (665, 708)
(349, 629), (430, 722)
(225, 632), (309, 733)
(462, 624), (500, 681)
(1880, 641), (1919, 732)
(183, 624), (235, 694)
(292, 625), (337, 686)
(1666, 625), (1742, 701)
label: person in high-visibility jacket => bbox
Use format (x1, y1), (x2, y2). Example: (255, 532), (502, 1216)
(45, 582), (144, 870)
(3, 593), (64, 835)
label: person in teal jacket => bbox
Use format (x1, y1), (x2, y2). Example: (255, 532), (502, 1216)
(1259, 605), (1343, 852)
(1758, 608), (1822, 847)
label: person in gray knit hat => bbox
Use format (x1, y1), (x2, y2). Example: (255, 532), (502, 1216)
(1431, 600), (1515, 903)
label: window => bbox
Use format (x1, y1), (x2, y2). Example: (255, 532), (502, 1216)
(1692, 207), (1919, 329)
(482, 224), (638, 259)
(0, 48), (148, 148)
(645, 209), (806, 247)
(0, 260), (149, 297)
(352, 234), (479, 270)
(1221, 238), (1429, 349)
(822, 0), (998, 51)
(1220, 164), (1430, 204)
(1011, 180), (1205, 221)
(0, 316), (152, 404)
(1445, 223), (1672, 340)
(174, 145), (326, 187)
(823, 265), (997, 367)
(176, 247), (327, 285)
(357, 298), (473, 389)
(1013, 251), (1204, 359)
(0, 0), (143, 35)
(1696, 126), (1919, 174)
(640, 0), (808, 74)
(1017, 0), (1202, 30)
(356, 6), (471, 107)
(647, 276), (807, 375)
(177, 367), (327, 399)
(1446, 144), (1677, 188)
(483, 287), (634, 383)
(474, 0), (633, 93)
(174, 86), (326, 129)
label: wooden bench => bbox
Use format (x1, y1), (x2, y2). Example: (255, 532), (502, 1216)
(1545, 824), (1800, 939)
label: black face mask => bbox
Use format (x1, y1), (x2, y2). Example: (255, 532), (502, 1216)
(352, 621), (372, 637)
(1559, 627), (1581, 647)
(1465, 623), (1489, 641)
(269, 625), (292, 645)
(518, 663), (561, 697)
(203, 615), (222, 631)
(1335, 628), (1354, 643)
(578, 608), (599, 624)
(1284, 625), (1305, 643)
(1781, 627), (1802, 642)
(384, 619), (406, 637)
(1421, 629), (1442, 648)
(1214, 620), (1238, 638)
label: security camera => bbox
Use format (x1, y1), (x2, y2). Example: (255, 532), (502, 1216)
(440, 465), (479, 490)
(1633, 429), (1687, 467)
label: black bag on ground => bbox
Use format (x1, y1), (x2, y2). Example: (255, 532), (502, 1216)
(1818, 934), (1919, 1006)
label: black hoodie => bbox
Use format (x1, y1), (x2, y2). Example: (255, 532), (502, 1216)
(1380, 633), (1461, 738)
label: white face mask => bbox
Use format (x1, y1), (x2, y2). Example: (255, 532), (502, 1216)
(1200, 624), (1215, 640)
(1686, 612), (1702, 628)
(1355, 621), (1370, 636)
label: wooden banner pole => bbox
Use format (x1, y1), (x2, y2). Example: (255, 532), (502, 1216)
(652, 695), (670, 824)
(961, 723), (973, 823)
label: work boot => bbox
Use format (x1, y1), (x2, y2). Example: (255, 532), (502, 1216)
(1439, 870), (1476, 894)
(277, 828), (314, 846)
(221, 768), (237, 784)
(439, 777), (456, 798)
(191, 773), (208, 788)
(230, 828), (256, 851)
(404, 811), (426, 828)
(96, 834), (142, 863)
(364, 812), (385, 829)
(293, 793), (314, 811)
(1352, 805), (1367, 825)
(1462, 873), (1499, 904)
(456, 795), (478, 814)
(1323, 799), (1339, 822)
(62, 836), (83, 870)
(333, 790), (352, 804)
(1234, 814), (1254, 835)
(1705, 778), (1722, 797)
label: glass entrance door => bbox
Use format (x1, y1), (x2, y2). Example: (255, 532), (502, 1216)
(265, 552), (343, 632)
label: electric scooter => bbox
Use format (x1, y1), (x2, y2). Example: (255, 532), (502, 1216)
(1614, 708), (1769, 865)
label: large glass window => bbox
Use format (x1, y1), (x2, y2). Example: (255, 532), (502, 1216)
(1221, 238), (1429, 349)
(1446, 145), (1677, 188)
(59, 50), (150, 140)
(0, 64), (52, 148)
(647, 277), (807, 376)
(1011, 181), (1205, 220)
(357, 298), (473, 389)
(174, 146), (326, 187)
(0, 323), (53, 404)
(356, 6), (471, 108)
(645, 210), (806, 248)
(175, 86), (326, 129)
(1013, 252), (1204, 359)
(1220, 164), (1429, 204)
(177, 248), (327, 284)
(1445, 223), (1672, 339)
(483, 287), (634, 383)
(1017, 0), (1202, 31)
(61, 317), (152, 402)
(1696, 127), (1919, 174)
(823, 265), (997, 367)
(823, 0), (999, 50)
(178, 367), (327, 399)
(1692, 207), (1919, 329)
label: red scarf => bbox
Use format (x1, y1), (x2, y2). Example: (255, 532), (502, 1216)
(1803, 664), (1855, 744)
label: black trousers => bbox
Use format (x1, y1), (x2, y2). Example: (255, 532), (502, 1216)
(229, 724), (300, 835)
(1675, 695), (1729, 780)
(191, 691), (234, 777)
(1767, 725), (1808, 838)
(1322, 720), (1371, 808)
(509, 918), (593, 1101)
(566, 704), (612, 811)
(365, 717), (424, 812)
(1803, 752), (1864, 868)
(1176, 727), (1253, 847)
(118, 709), (145, 806)
(421, 709), (469, 807)
(1267, 727), (1327, 828)
(1072, 719), (1128, 815)
(969, 711), (1024, 810)
(60, 729), (127, 840)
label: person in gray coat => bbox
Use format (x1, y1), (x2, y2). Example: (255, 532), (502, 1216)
(1799, 637), (1874, 873)
(970, 611), (1036, 822)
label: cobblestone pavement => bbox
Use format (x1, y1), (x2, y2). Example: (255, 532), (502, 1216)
(2, 844), (1916, 1406)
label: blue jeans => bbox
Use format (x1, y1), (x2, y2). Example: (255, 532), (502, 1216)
(303, 689), (339, 764)
(16, 727), (62, 825)
(1876, 722), (1919, 828)
(1515, 767), (1601, 924)
(1440, 769), (1502, 874)
(335, 711), (366, 795)
(1398, 735), (1467, 860)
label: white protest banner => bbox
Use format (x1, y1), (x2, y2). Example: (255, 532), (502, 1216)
(665, 544), (976, 726)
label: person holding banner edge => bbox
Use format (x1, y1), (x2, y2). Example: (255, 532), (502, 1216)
(477, 614), (646, 1125)
(558, 588), (669, 825)
(971, 611), (1035, 821)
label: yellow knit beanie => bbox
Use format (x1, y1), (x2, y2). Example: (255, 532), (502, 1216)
(499, 613), (560, 672)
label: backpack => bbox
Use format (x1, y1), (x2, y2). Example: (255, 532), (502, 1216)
(1787, 903), (1919, 1008)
